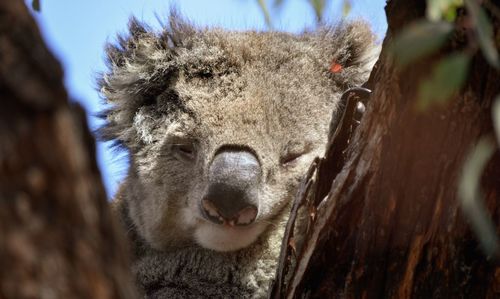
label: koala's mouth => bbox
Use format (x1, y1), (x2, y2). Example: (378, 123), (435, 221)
(193, 217), (268, 252)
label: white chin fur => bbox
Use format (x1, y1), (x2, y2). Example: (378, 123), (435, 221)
(194, 222), (267, 252)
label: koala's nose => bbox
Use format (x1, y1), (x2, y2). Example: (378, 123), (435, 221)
(201, 150), (260, 226)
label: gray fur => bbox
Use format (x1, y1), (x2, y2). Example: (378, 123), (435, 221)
(101, 13), (377, 298)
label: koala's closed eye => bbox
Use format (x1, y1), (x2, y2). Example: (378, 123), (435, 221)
(168, 138), (198, 161)
(280, 142), (312, 166)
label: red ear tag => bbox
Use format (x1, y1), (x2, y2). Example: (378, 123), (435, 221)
(330, 61), (343, 73)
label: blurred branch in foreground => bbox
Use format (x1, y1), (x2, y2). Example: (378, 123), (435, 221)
(0, 1), (136, 298)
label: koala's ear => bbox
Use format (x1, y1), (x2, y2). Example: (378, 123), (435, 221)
(98, 14), (195, 147)
(312, 21), (380, 89)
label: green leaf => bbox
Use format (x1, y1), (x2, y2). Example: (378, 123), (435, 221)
(256, 0), (272, 28)
(443, 6), (458, 22)
(417, 52), (470, 110)
(390, 20), (454, 68)
(465, 0), (500, 69)
(458, 136), (498, 258)
(342, 0), (352, 17)
(493, 95), (500, 145)
(308, 0), (326, 23)
(32, 0), (40, 12)
(426, 0), (464, 21)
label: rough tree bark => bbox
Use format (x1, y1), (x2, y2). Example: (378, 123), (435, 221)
(271, 1), (500, 298)
(0, 1), (136, 298)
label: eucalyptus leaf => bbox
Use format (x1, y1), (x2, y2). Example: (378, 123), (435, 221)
(458, 136), (498, 258)
(417, 53), (470, 110)
(308, 0), (326, 23)
(256, 0), (272, 28)
(390, 20), (453, 68)
(443, 6), (458, 22)
(32, 0), (40, 12)
(465, 0), (500, 69)
(342, 0), (352, 17)
(426, 0), (464, 21)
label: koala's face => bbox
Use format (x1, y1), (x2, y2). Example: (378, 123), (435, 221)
(101, 17), (375, 252)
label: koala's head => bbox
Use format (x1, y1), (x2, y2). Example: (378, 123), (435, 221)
(100, 14), (376, 252)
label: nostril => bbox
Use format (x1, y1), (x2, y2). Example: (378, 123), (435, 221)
(201, 199), (224, 224)
(235, 206), (257, 226)
(200, 199), (258, 226)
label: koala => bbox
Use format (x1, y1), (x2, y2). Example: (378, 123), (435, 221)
(100, 12), (377, 298)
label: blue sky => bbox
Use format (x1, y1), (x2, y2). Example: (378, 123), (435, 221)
(29, 0), (387, 197)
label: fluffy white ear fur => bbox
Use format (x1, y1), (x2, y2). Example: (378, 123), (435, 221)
(359, 43), (381, 77)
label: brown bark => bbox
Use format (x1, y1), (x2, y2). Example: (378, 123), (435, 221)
(0, 1), (136, 298)
(271, 1), (500, 298)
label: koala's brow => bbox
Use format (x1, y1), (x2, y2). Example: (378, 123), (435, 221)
(156, 89), (198, 121)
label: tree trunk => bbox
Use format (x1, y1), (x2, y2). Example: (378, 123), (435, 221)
(271, 1), (500, 298)
(0, 1), (136, 298)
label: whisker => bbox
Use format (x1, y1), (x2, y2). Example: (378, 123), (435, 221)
(260, 219), (281, 228)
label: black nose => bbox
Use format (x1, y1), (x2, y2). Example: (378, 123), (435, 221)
(201, 149), (260, 226)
